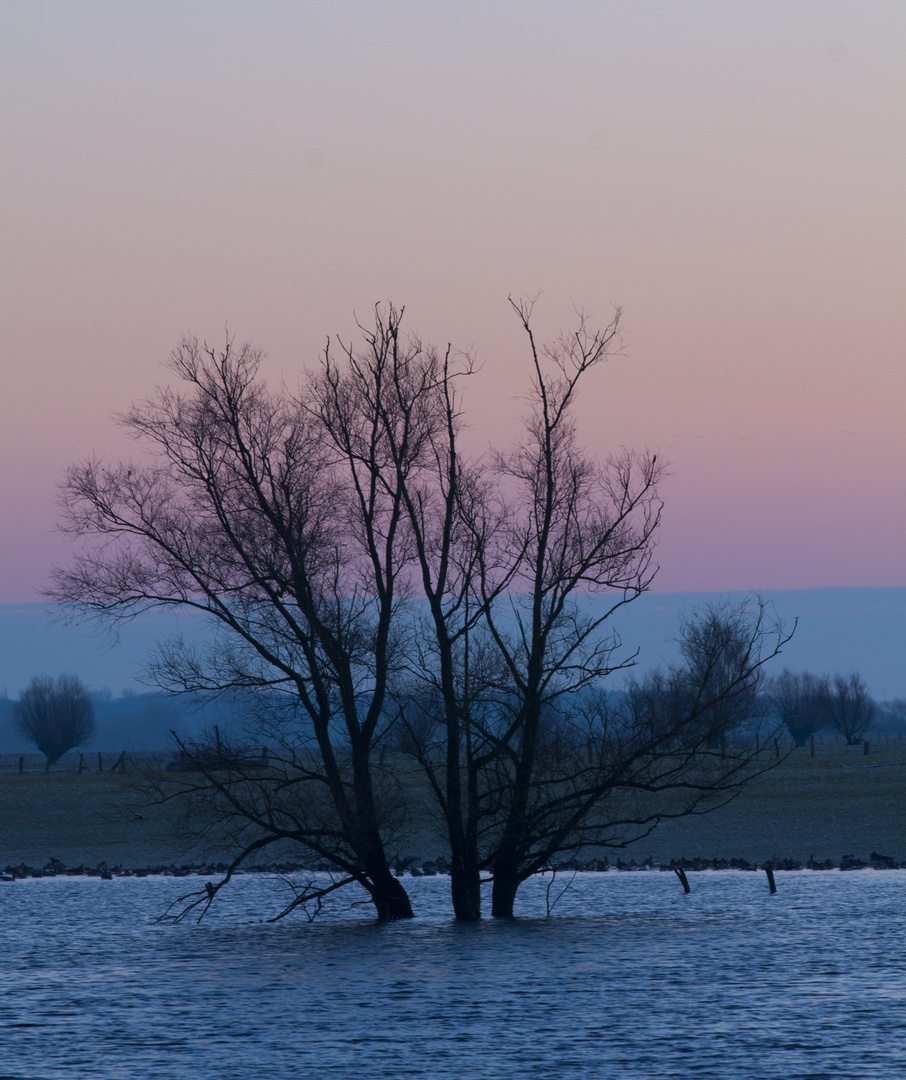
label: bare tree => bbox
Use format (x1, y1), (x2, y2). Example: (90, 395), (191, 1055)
(768, 669), (831, 747)
(827, 672), (876, 745)
(470, 298), (664, 917)
(309, 306), (491, 921)
(309, 299), (792, 920)
(332, 298), (663, 919)
(14, 674), (96, 771)
(672, 601), (768, 754)
(52, 330), (416, 920)
(479, 598), (790, 917)
(386, 302), (791, 918)
(51, 300), (794, 924)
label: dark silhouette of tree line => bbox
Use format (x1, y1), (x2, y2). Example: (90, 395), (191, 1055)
(768, 669), (877, 746)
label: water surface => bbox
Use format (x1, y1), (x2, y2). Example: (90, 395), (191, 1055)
(2, 871), (904, 1078)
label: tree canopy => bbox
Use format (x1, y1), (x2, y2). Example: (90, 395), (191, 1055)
(15, 674), (96, 771)
(52, 302), (790, 920)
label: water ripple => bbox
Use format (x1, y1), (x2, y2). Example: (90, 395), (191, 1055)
(1, 871), (904, 1078)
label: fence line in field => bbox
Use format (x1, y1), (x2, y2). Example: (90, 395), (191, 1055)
(0, 749), (172, 773)
(0, 729), (903, 775)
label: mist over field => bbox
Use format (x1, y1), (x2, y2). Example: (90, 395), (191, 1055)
(2, 587), (903, 732)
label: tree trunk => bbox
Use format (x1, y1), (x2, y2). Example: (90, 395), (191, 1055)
(369, 869), (414, 921)
(347, 732), (413, 921)
(450, 859), (481, 922)
(490, 858), (522, 919)
(447, 800), (482, 920)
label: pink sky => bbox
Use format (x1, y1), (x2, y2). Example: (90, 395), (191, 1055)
(2, 1), (904, 603)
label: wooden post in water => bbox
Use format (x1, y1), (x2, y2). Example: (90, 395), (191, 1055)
(674, 867), (691, 894)
(765, 864), (777, 894)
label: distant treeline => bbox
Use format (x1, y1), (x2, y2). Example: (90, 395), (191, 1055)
(0, 689), (250, 753)
(2, 681), (904, 756)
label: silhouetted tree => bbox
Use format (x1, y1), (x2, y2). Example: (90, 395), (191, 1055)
(827, 672), (875, 745)
(52, 328), (418, 920)
(768, 669), (831, 747)
(376, 300), (790, 918)
(304, 301), (490, 920)
(14, 674), (96, 771)
(673, 601), (767, 753)
(51, 300), (793, 924)
(479, 598), (789, 917)
(470, 298), (664, 917)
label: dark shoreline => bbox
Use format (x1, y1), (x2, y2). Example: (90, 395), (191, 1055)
(3, 851), (902, 882)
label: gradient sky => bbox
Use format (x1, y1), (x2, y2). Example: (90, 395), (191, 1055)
(2, 0), (904, 603)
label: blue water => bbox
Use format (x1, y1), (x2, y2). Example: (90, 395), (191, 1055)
(1, 871), (904, 1078)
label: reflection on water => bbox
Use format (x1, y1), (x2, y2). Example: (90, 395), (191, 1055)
(1, 871), (904, 1078)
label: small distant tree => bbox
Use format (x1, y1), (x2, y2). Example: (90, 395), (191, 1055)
(14, 675), (96, 771)
(674, 601), (767, 754)
(827, 672), (876, 746)
(768, 669), (831, 747)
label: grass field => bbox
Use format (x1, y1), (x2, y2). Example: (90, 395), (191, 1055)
(618, 738), (906, 865)
(1, 740), (904, 869)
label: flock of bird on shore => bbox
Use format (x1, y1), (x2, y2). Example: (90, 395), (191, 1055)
(0, 851), (901, 882)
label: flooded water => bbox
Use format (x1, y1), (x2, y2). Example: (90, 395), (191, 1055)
(2, 870), (904, 1078)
